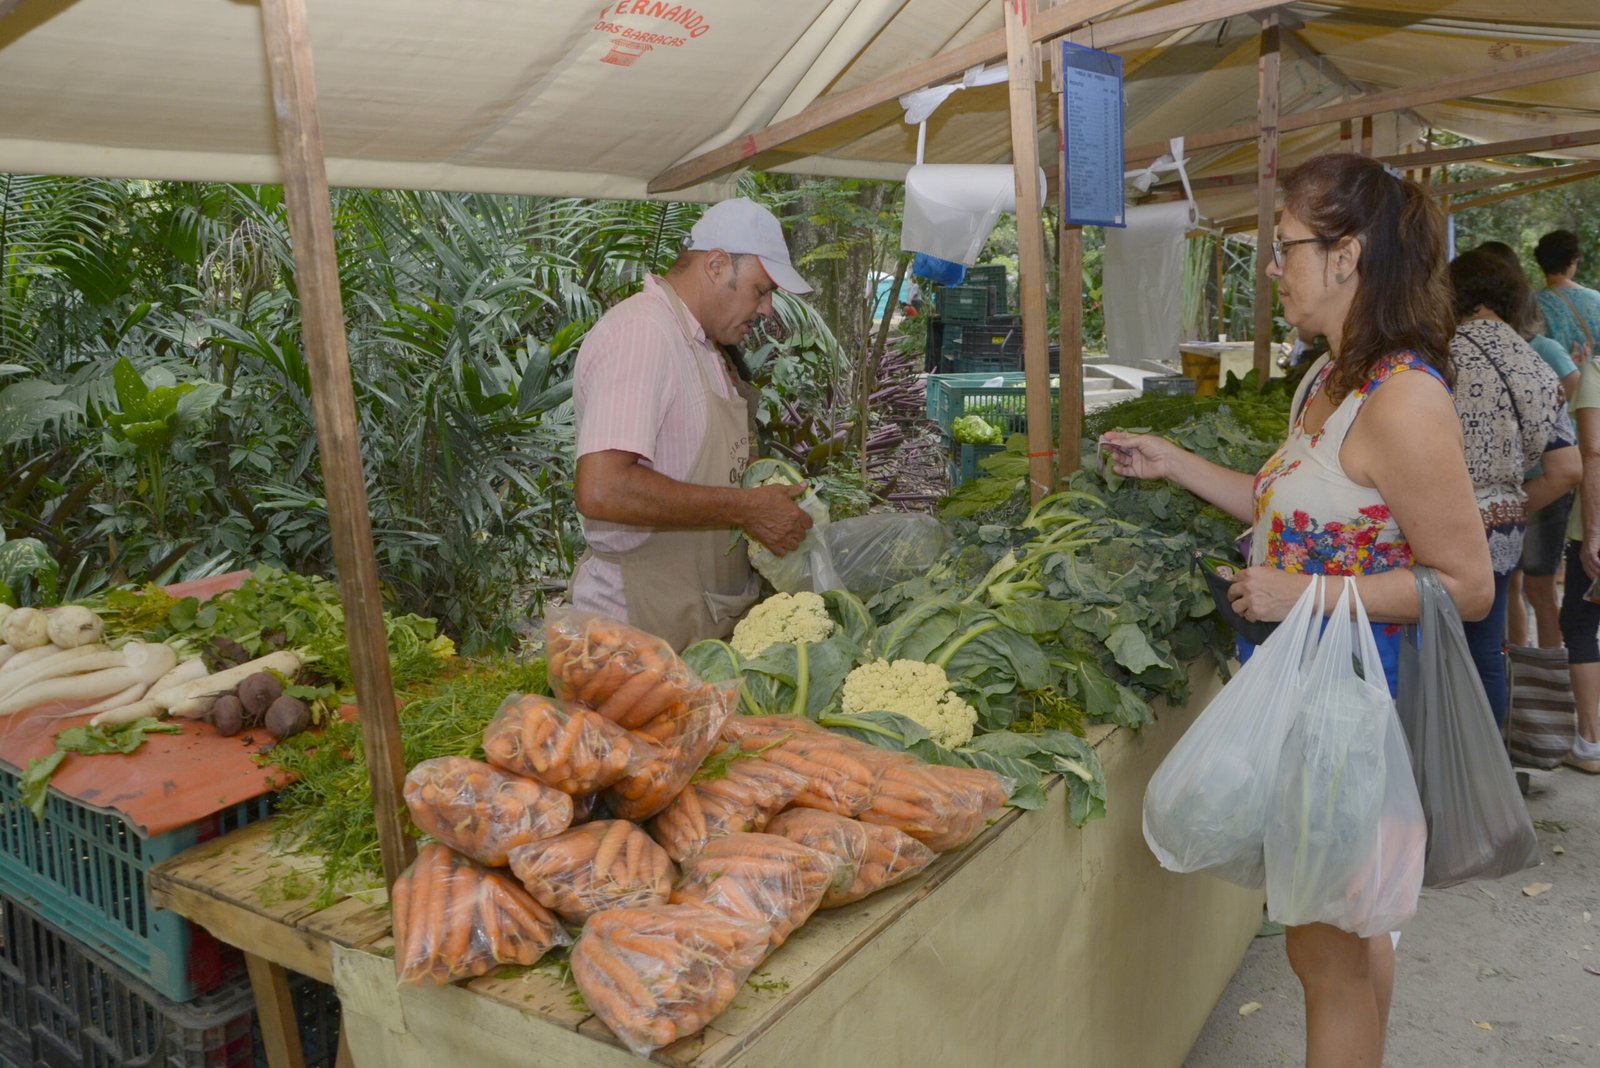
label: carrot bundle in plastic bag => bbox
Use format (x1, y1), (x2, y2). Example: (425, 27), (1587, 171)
(390, 843), (568, 986)
(571, 905), (772, 1058)
(604, 684), (736, 821)
(670, 832), (846, 947)
(648, 754), (809, 862)
(720, 723), (878, 817)
(544, 609), (703, 729)
(508, 819), (674, 923)
(483, 693), (647, 795)
(857, 762), (1009, 852)
(403, 756), (573, 867)
(772, 809), (938, 907)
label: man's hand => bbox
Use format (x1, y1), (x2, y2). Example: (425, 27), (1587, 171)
(743, 482), (812, 555)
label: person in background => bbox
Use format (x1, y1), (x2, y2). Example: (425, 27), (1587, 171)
(1477, 241), (1579, 650)
(1447, 248), (1579, 729)
(570, 198), (814, 651)
(1103, 154), (1492, 1068)
(1559, 352), (1600, 774)
(1534, 229), (1600, 367)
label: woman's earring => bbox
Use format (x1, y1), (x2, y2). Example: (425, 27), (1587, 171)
(1334, 272), (1347, 284)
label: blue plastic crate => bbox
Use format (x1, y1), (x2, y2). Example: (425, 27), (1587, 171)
(0, 893), (339, 1068)
(0, 766), (273, 1003)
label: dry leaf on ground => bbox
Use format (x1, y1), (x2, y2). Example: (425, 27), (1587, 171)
(1238, 1002), (1262, 1016)
(1523, 882), (1553, 897)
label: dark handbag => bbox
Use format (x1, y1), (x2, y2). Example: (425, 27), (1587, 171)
(1396, 566), (1541, 887)
(1193, 553), (1278, 647)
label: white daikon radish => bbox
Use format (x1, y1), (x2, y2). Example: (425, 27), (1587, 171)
(150, 649), (303, 719)
(0, 641), (177, 719)
(2, 607), (50, 650)
(0, 644), (114, 702)
(0, 643), (66, 677)
(89, 698), (163, 727)
(147, 658), (209, 696)
(46, 606), (105, 649)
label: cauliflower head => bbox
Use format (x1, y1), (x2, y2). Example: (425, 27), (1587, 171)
(731, 591), (836, 658)
(841, 658), (979, 749)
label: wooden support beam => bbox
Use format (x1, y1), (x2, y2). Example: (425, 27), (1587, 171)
(649, 0), (1294, 193)
(1449, 166), (1600, 213)
(1125, 41), (1600, 166)
(1006, 0), (1053, 503)
(1153, 125), (1600, 199)
(1360, 115), (1373, 156)
(259, 0), (414, 889)
(1432, 160), (1600, 199)
(246, 954), (308, 1068)
(1253, 13), (1280, 382)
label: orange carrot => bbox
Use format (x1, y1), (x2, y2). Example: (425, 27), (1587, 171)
(670, 832), (844, 947)
(483, 694), (644, 795)
(507, 820), (673, 923)
(403, 756), (573, 866)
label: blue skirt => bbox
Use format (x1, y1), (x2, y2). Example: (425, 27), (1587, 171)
(1238, 622), (1402, 699)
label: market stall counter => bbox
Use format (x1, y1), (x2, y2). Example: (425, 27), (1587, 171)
(150, 665), (1261, 1068)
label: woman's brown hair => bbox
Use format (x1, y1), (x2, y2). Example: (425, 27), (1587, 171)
(1280, 153), (1455, 399)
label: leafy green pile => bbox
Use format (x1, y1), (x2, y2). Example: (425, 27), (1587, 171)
(88, 567), (456, 691)
(264, 656), (549, 899)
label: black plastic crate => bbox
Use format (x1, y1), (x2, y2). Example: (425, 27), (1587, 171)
(0, 895), (338, 1068)
(934, 284), (989, 322)
(966, 264), (1008, 315)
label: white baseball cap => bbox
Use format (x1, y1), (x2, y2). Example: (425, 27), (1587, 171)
(686, 198), (814, 295)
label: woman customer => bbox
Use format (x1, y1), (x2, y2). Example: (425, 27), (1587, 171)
(1102, 153), (1492, 1068)
(1558, 354), (1600, 773)
(1447, 247), (1579, 728)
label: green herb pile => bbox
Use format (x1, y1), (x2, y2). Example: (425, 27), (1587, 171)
(263, 656), (548, 900)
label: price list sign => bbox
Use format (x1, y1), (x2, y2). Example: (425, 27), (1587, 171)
(1061, 42), (1125, 227)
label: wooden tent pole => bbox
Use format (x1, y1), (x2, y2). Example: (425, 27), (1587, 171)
(1431, 160), (1600, 200)
(259, 0), (414, 889)
(1253, 13), (1280, 383)
(1051, 37), (1084, 483)
(1004, 0), (1053, 503)
(1449, 169), (1600, 213)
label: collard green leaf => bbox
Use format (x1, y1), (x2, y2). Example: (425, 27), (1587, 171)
(1106, 622), (1170, 675)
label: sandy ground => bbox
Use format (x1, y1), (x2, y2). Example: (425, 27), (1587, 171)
(1186, 763), (1600, 1068)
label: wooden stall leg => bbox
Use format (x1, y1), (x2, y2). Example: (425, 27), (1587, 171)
(246, 953), (308, 1068)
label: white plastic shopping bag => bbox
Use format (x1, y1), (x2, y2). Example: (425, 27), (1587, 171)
(1143, 577), (1328, 888)
(1264, 577), (1426, 936)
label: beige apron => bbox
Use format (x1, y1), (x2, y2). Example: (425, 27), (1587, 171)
(582, 283), (760, 651)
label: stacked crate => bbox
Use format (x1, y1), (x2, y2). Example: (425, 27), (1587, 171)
(926, 371), (1061, 488)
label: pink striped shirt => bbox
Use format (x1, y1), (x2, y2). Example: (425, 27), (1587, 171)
(571, 274), (739, 619)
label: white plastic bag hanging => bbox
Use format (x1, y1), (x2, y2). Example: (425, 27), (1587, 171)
(1142, 577), (1327, 888)
(1264, 577), (1426, 936)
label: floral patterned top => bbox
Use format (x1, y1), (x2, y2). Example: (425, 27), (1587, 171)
(1250, 352), (1446, 576)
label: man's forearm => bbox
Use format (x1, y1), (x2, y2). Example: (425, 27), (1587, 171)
(580, 462), (748, 531)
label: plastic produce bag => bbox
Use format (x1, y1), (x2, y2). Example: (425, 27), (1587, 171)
(1264, 578), (1426, 936)
(824, 513), (951, 598)
(604, 683), (737, 821)
(508, 819), (674, 923)
(571, 905), (773, 1058)
(391, 843), (569, 986)
(765, 808), (936, 907)
(1397, 566), (1540, 887)
(544, 608), (706, 728)
(1143, 576), (1329, 887)
(670, 832), (846, 947)
(741, 458), (842, 595)
(482, 694), (647, 795)
(856, 762), (1010, 853)
(403, 756), (573, 866)
(647, 755), (810, 862)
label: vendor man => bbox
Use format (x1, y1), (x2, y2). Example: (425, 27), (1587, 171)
(571, 198), (814, 650)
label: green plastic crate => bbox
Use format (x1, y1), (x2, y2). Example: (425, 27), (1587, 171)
(934, 284), (989, 322)
(0, 765), (274, 1003)
(925, 372), (1061, 439)
(966, 264), (1008, 315)
(948, 442), (1007, 487)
